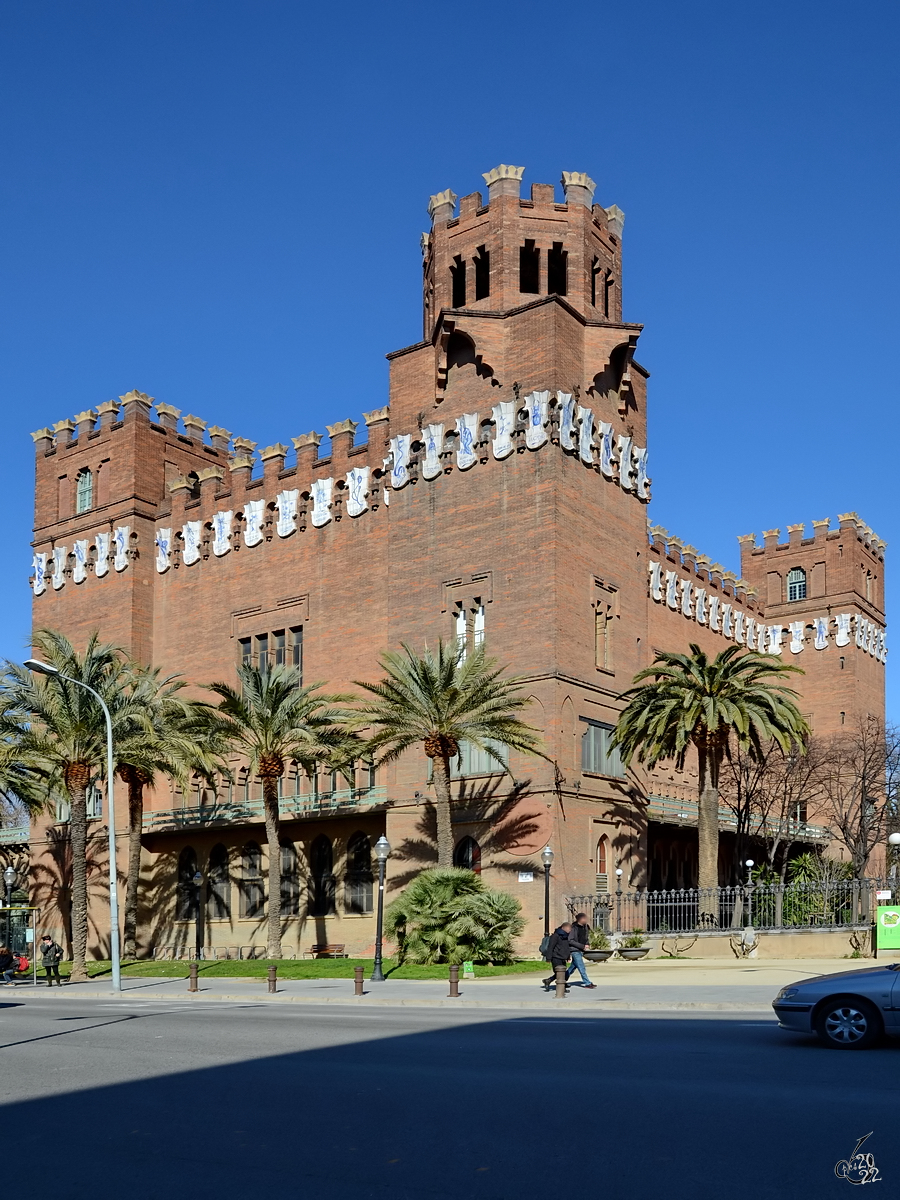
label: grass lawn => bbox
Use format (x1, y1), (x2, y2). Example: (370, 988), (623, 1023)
(44, 958), (547, 981)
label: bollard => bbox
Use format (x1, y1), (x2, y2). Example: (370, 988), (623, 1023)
(188, 962), (199, 993)
(267, 964), (277, 994)
(354, 965), (364, 996)
(448, 964), (460, 998)
(555, 964), (567, 998)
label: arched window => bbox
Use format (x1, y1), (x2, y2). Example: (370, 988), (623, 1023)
(176, 847), (198, 921)
(787, 567), (807, 602)
(75, 469), (93, 514)
(280, 843), (300, 916)
(595, 836), (610, 893)
(345, 832), (373, 914)
(207, 844), (230, 920)
(309, 835), (336, 916)
(453, 835), (482, 874)
(239, 841), (264, 918)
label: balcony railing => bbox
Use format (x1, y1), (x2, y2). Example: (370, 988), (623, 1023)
(0, 826), (29, 845)
(142, 786), (388, 833)
(646, 793), (829, 841)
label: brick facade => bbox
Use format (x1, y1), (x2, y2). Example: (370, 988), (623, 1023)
(27, 166), (887, 959)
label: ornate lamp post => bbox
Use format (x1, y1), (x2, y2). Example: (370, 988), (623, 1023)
(25, 658), (121, 992)
(3, 867), (16, 948)
(540, 846), (554, 936)
(744, 859), (755, 927)
(615, 867), (623, 933)
(192, 870), (204, 960)
(370, 835), (390, 982)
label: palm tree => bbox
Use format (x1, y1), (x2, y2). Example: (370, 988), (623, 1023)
(354, 642), (544, 868)
(2, 629), (138, 980)
(115, 665), (223, 960)
(612, 644), (808, 909)
(205, 664), (355, 959)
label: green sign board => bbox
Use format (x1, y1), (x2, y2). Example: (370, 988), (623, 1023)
(876, 906), (900, 950)
(462, 961), (475, 979)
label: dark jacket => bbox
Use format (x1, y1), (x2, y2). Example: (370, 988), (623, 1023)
(41, 941), (62, 967)
(546, 927), (571, 964)
(569, 921), (590, 952)
(0, 952), (15, 972)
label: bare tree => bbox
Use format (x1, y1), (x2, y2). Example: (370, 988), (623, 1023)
(818, 716), (900, 880)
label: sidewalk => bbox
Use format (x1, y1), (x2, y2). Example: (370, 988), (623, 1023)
(7, 957), (882, 1013)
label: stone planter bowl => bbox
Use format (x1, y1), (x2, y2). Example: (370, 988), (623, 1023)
(617, 947), (649, 960)
(583, 949), (614, 962)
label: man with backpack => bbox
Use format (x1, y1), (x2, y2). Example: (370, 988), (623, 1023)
(40, 935), (64, 987)
(542, 921), (572, 992)
(565, 912), (597, 989)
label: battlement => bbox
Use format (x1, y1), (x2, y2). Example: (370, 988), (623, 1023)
(737, 515), (887, 560)
(647, 523), (757, 605)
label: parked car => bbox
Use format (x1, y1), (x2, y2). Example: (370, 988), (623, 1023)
(773, 964), (900, 1049)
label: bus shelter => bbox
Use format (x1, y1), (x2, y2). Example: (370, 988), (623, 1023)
(0, 906), (41, 985)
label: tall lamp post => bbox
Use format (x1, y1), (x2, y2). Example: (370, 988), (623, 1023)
(615, 867), (623, 933)
(192, 870), (204, 960)
(24, 659), (121, 993)
(3, 867), (16, 949)
(370, 835), (390, 982)
(744, 859), (755, 928)
(541, 846), (554, 936)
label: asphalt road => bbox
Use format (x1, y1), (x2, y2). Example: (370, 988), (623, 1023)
(0, 994), (894, 1199)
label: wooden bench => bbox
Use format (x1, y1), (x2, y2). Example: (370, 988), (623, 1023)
(303, 944), (349, 959)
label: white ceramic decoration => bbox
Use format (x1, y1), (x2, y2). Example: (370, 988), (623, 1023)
(757, 622), (767, 653)
(155, 529), (172, 574)
(275, 490), (299, 538)
(577, 405), (594, 466)
(722, 603), (733, 638)
(52, 546), (67, 590)
(311, 478), (333, 527)
(648, 561), (662, 602)
(708, 595), (721, 632)
(95, 532), (110, 578)
(32, 552), (47, 596)
(617, 435), (634, 490)
(455, 413), (479, 470)
(813, 617), (829, 650)
(788, 621), (805, 654)
(243, 500), (265, 548)
(390, 435), (412, 488)
(598, 422), (615, 478)
(733, 611), (745, 644)
(633, 447), (650, 500)
(665, 570), (678, 609)
(557, 393), (576, 451)
(114, 526), (130, 572)
(835, 613), (851, 647)
(73, 540), (88, 584)
(346, 467), (369, 517)
(854, 615), (867, 650)
(383, 488), (390, 507)
(745, 617), (755, 648)
(492, 401), (515, 460)
(212, 512), (232, 557)
(880, 631), (888, 663)
(767, 625), (784, 655)
(182, 521), (202, 565)
(524, 391), (549, 450)
(420, 424), (444, 479)
(695, 588), (707, 624)
(680, 579), (693, 618)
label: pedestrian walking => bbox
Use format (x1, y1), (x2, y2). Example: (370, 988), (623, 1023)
(542, 921), (572, 992)
(566, 912), (597, 989)
(40, 935), (64, 987)
(0, 946), (17, 985)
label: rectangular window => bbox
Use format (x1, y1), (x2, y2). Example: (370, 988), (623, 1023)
(280, 845), (300, 916)
(256, 633), (268, 672)
(547, 242), (567, 296)
(75, 470), (93, 514)
(86, 786), (103, 819)
(451, 255), (466, 307)
(454, 607), (467, 663)
(450, 740), (509, 778)
(473, 604), (485, 648)
(273, 630), (286, 666)
(239, 637), (252, 668)
(474, 245), (490, 300)
(290, 627), (303, 680)
(580, 719), (625, 778)
(55, 796), (70, 823)
(519, 240), (540, 294)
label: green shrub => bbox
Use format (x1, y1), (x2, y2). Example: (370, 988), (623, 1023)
(588, 928), (611, 950)
(384, 868), (525, 965)
(620, 928), (647, 948)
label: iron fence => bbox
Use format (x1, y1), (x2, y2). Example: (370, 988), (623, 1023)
(566, 879), (887, 934)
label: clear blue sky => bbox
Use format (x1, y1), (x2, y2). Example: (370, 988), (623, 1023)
(1, 1), (897, 712)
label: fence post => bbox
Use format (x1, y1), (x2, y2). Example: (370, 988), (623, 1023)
(267, 964), (277, 994)
(188, 962), (199, 993)
(354, 966), (364, 996)
(448, 964), (460, 998)
(555, 964), (567, 998)
(774, 885), (783, 929)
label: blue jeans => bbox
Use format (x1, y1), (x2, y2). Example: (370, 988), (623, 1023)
(565, 950), (592, 986)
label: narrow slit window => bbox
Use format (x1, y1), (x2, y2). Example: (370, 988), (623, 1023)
(273, 630), (286, 667)
(787, 567), (807, 602)
(519, 240), (540, 294)
(591, 256), (600, 307)
(256, 633), (269, 673)
(290, 627), (303, 682)
(474, 245), (490, 300)
(75, 469), (93, 514)
(547, 242), (567, 296)
(604, 270), (614, 318)
(239, 637), (252, 669)
(450, 255), (467, 307)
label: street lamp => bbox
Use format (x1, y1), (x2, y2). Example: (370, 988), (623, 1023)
(615, 867), (623, 933)
(192, 870), (204, 960)
(370, 835), (390, 983)
(24, 658), (121, 993)
(3, 866), (16, 948)
(540, 846), (554, 936)
(744, 859), (755, 928)
(744, 859), (755, 886)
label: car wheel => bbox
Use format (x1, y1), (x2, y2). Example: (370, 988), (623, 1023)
(815, 995), (883, 1050)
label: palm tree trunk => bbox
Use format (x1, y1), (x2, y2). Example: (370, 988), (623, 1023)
(68, 783), (89, 982)
(123, 774), (144, 960)
(431, 755), (454, 868)
(263, 777), (282, 959)
(696, 744), (720, 920)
